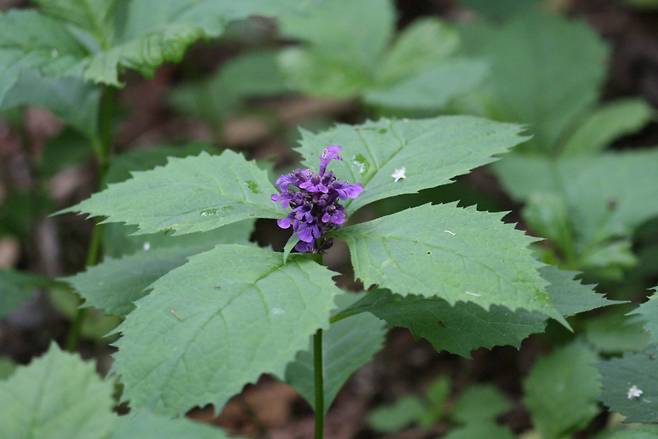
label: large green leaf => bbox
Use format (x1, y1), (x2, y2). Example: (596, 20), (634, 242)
(111, 411), (235, 439)
(284, 294), (386, 413)
(0, 344), (116, 439)
(0, 10), (86, 103)
(562, 99), (654, 155)
(61, 150), (279, 235)
(346, 289), (546, 357)
(0, 270), (53, 318)
(298, 117), (528, 212)
(495, 150), (658, 245)
(112, 244), (341, 415)
(599, 348), (658, 423)
(524, 343), (602, 439)
(467, 12), (607, 152)
(336, 203), (563, 321)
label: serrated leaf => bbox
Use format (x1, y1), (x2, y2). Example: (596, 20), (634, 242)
(0, 10), (86, 103)
(284, 293), (386, 413)
(0, 269), (53, 318)
(452, 384), (512, 424)
(599, 347), (658, 424)
(61, 150), (279, 236)
(111, 410), (236, 439)
(631, 289), (658, 344)
(584, 306), (651, 353)
(539, 266), (621, 317)
(347, 289), (546, 357)
(299, 117), (528, 212)
(524, 343), (601, 439)
(336, 203), (562, 321)
(376, 18), (459, 85)
(444, 422), (516, 439)
(0, 344), (116, 439)
(368, 396), (426, 433)
(364, 59), (488, 112)
(469, 11), (608, 152)
(113, 244), (341, 415)
(562, 99), (654, 155)
(495, 150), (658, 245)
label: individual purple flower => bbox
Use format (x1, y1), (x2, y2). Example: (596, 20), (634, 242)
(272, 145), (363, 253)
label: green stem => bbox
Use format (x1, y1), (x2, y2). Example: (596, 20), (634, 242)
(313, 329), (325, 439)
(65, 86), (115, 351)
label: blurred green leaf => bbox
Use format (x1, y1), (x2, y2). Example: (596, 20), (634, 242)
(584, 307), (651, 353)
(111, 410), (236, 439)
(35, 0), (118, 48)
(599, 347), (658, 423)
(0, 358), (16, 380)
(459, 0), (541, 22)
(524, 342), (601, 439)
(444, 422), (516, 439)
(368, 396), (426, 433)
(452, 384), (512, 424)
(523, 192), (573, 256)
(284, 293), (386, 413)
(631, 289), (658, 344)
(562, 99), (654, 156)
(0, 270), (52, 318)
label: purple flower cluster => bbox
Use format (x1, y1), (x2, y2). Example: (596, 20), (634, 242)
(272, 145), (363, 253)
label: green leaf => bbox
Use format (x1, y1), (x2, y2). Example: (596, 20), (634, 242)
(35, 0), (118, 48)
(1, 71), (100, 139)
(0, 358), (16, 380)
(599, 348), (658, 423)
(170, 51), (287, 125)
(0, 344), (116, 439)
(597, 425), (658, 439)
(0, 269), (53, 318)
(584, 307), (651, 353)
(113, 244), (341, 415)
(538, 266), (620, 317)
(524, 343), (602, 439)
(472, 12), (608, 151)
(0, 10), (86, 103)
(336, 203), (562, 321)
(452, 384), (512, 424)
(562, 99), (654, 155)
(364, 59), (488, 112)
(444, 422), (516, 439)
(495, 150), (658, 246)
(347, 289), (546, 357)
(111, 411), (235, 439)
(83, 0), (301, 85)
(522, 192), (573, 254)
(376, 18), (459, 85)
(284, 293), (386, 413)
(298, 117), (528, 212)
(631, 289), (658, 344)
(61, 150), (280, 236)
(368, 396), (426, 433)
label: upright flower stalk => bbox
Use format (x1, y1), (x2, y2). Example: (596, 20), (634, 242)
(272, 145), (363, 253)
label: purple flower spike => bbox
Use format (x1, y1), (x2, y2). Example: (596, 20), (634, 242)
(272, 145), (363, 253)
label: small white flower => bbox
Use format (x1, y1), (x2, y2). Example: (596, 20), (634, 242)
(143, 242), (151, 251)
(391, 167), (406, 182)
(628, 385), (643, 400)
